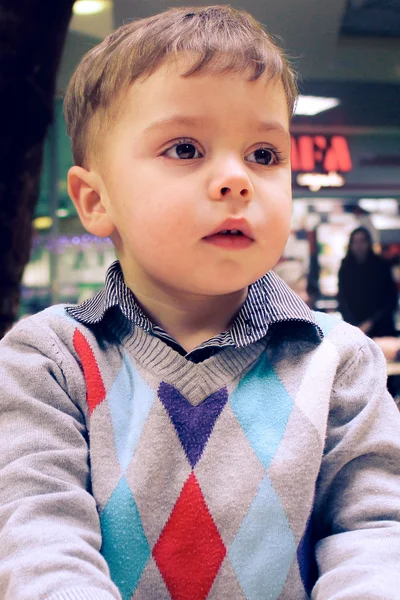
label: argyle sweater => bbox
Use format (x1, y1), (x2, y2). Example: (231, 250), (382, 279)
(1, 306), (400, 599)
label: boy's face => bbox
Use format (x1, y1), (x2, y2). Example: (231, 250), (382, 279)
(77, 58), (292, 298)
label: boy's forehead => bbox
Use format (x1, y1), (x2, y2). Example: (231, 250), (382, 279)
(125, 57), (290, 129)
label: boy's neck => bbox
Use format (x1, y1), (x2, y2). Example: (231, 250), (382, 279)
(125, 281), (248, 353)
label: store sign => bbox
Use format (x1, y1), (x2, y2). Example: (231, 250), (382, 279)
(296, 172), (345, 192)
(291, 135), (353, 173)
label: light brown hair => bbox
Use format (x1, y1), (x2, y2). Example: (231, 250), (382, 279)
(64, 5), (298, 167)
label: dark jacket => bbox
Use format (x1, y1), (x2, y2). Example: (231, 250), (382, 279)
(338, 253), (398, 338)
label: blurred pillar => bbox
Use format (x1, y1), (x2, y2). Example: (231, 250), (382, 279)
(0, 0), (74, 338)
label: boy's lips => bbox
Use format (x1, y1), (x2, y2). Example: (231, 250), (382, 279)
(204, 218), (254, 240)
(203, 218), (254, 250)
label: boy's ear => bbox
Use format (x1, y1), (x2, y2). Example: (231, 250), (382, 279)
(67, 166), (115, 238)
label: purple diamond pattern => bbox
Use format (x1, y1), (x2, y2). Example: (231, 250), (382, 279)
(158, 382), (228, 468)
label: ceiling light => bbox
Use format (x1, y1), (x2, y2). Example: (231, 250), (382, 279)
(359, 198), (398, 215)
(371, 214), (400, 230)
(294, 95), (340, 116)
(73, 1), (107, 16)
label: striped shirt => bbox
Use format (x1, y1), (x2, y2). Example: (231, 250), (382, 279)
(66, 260), (322, 362)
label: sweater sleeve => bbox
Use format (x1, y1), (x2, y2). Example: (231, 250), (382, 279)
(0, 319), (121, 600)
(312, 334), (400, 599)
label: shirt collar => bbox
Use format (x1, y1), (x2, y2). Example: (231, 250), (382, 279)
(66, 260), (323, 342)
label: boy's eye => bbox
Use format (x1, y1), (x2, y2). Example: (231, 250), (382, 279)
(163, 142), (203, 160)
(246, 148), (279, 165)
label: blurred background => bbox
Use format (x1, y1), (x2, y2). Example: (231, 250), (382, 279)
(23, 0), (400, 325)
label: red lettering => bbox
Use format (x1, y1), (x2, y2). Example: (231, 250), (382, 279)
(291, 135), (352, 173)
(324, 136), (352, 172)
(313, 136), (327, 163)
(290, 137), (300, 171)
(298, 136), (315, 171)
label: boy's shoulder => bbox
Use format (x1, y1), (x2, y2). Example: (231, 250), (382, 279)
(312, 309), (368, 348)
(0, 305), (91, 407)
(1, 304), (95, 357)
(310, 310), (387, 380)
(10, 304), (82, 334)
(269, 308), (385, 381)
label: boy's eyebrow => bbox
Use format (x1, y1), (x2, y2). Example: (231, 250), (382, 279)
(142, 115), (290, 139)
(255, 120), (290, 140)
(142, 116), (203, 135)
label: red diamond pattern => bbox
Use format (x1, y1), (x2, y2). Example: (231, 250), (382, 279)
(73, 329), (106, 415)
(153, 472), (226, 600)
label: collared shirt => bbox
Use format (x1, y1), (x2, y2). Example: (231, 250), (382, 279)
(66, 261), (322, 362)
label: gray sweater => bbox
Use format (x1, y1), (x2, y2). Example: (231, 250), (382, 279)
(0, 305), (400, 599)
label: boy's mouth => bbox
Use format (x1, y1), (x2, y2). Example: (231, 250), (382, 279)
(218, 229), (243, 235)
(203, 218), (254, 249)
(204, 218), (254, 240)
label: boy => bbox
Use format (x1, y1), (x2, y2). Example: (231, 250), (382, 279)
(1, 5), (400, 599)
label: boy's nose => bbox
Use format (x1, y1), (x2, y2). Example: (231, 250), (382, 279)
(220, 185), (251, 199)
(208, 160), (254, 202)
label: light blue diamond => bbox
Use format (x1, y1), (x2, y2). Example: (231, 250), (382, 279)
(312, 310), (341, 336)
(45, 304), (77, 325)
(100, 477), (150, 599)
(230, 351), (293, 469)
(107, 352), (155, 470)
(229, 475), (296, 600)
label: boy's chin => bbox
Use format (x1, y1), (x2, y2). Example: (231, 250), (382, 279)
(186, 277), (259, 297)
(178, 267), (273, 297)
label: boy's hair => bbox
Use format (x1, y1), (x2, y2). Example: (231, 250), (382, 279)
(64, 5), (298, 167)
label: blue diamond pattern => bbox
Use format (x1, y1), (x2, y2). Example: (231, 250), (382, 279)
(46, 304), (78, 326)
(229, 475), (297, 600)
(313, 311), (340, 336)
(230, 351), (293, 469)
(100, 477), (150, 600)
(108, 352), (155, 470)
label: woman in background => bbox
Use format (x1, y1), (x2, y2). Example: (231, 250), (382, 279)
(338, 226), (398, 338)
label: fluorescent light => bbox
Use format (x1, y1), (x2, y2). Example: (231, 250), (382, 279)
(371, 214), (400, 230)
(295, 95), (340, 116)
(73, 1), (107, 16)
(359, 198), (398, 215)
